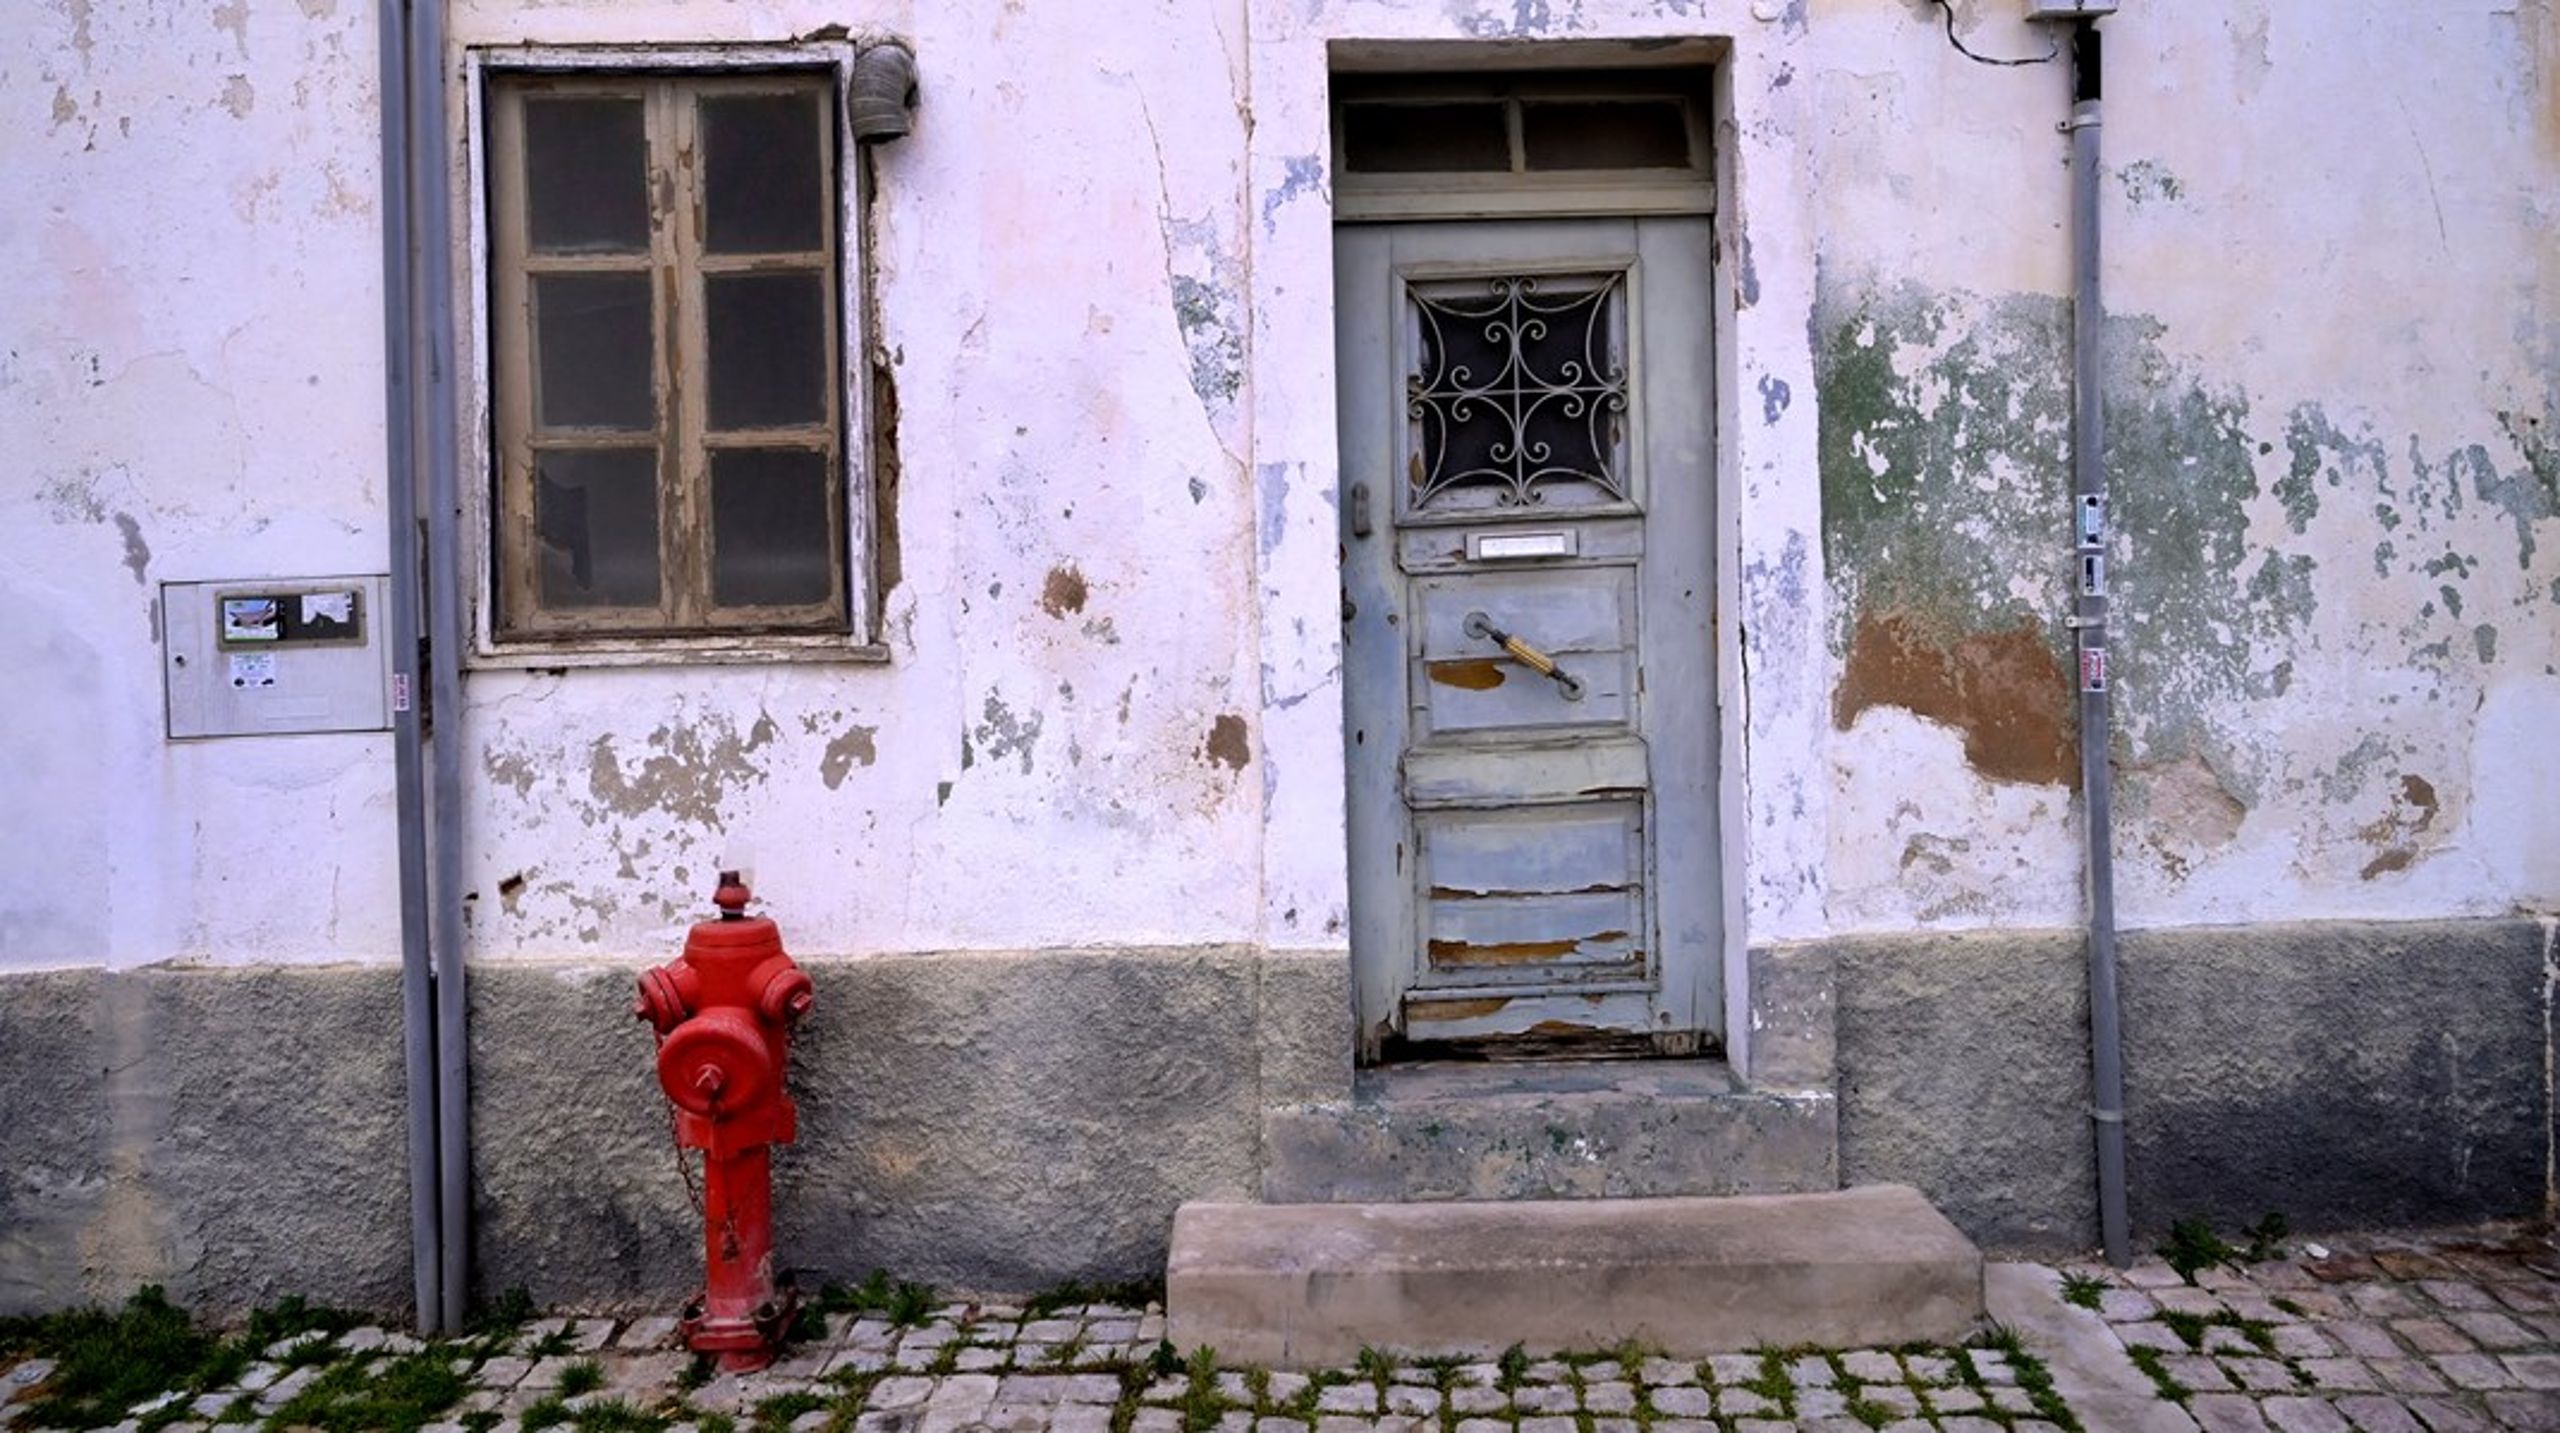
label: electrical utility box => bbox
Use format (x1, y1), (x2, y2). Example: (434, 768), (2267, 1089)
(2025, 0), (2119, 18)
(162, 575), (394, 739)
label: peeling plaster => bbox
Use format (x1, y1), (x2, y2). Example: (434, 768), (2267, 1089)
(972, 695), (1043, 776)
(1259, 154), (1323, 236)
(818, 725), (879, 791)
(584, 713), (779, 827)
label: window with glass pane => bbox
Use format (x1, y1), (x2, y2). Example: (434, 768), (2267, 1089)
(488, 72), (847, 639)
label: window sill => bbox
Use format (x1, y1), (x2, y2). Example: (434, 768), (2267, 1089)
(465, 634), (890, 671)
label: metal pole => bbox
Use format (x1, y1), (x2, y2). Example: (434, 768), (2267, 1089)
(376, 0), (443, 1336)
(2067, 16), (2132, 1268)
(407, 0), (473, 1331)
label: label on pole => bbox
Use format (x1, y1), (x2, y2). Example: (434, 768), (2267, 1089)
(392, 672), (411, 712)
(2080, 647), (2108, 693)
(2077, 495), (2105, 550)
(2079, 553), (2107, 598)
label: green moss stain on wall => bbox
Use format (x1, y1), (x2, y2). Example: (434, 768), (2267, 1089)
(1816, 282), (2067, 645)
(1815, 280), (2319, 794)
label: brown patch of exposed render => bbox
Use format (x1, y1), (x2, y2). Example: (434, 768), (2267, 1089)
(1204, 713), (1250, 770)
(1039, 565), (1088, 617)
(1427, 658), (1508, 690)
(2358, 772), (2442, 880)
(1833, 610), (2076, 787)
(2135, 753), (2249, 878)
(866, 236), (902, 613)
(2360, 849), (2416, 880)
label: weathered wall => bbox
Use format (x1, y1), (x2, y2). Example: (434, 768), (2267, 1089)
(0, 951), (1348, 1317)
(3, 0), (403, 970)
(8, 0), (2551, 965)
(1813, 1), (2560, 932)
(451, 0), (1288, 963)
(3, 0), (2557, 1310)
(1807, 917), (2557, 1252)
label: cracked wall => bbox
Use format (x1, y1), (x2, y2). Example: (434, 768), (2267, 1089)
(1808, 0), (2560, 931)
(5, 0), (2557, 980)
(453, 0), (1267, 960)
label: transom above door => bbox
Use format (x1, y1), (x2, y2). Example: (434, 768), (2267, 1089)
(1332, 66), (1722, 1063)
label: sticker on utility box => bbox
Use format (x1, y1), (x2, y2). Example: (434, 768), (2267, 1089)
(2080, 647), (2108, 693)
(299, 591), (356, 635)
(227, 652), (279, 689)
(221, 597), (282, 643)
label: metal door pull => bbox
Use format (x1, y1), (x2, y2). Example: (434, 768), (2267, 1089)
(1464, 611), (1585, 701)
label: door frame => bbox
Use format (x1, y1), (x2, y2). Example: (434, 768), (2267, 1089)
(1325, 63), (1739, 1064)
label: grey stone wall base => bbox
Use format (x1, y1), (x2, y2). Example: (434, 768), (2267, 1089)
(1796, 916), (2553, 1254)
(2, 918), (2543, 1313)
(0, 946), (1350, 1318)
(472, 945), (1354, 1309)
(0, 964), (413, 1318)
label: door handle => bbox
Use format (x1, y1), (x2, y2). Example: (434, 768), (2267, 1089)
(1349, 482), (1373, 539)
(1463, 611), (1585, 701)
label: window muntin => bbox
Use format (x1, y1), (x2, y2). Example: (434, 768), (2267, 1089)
(489, 72), (846, 640)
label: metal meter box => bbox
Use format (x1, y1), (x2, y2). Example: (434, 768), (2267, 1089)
(162, 575), (394, 739)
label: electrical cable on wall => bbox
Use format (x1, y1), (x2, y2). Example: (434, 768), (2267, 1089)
(1931, 0), (2060, 66)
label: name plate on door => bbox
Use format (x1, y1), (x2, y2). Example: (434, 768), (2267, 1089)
(1466, 529), (1578, 562)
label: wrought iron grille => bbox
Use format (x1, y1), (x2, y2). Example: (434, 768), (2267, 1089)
(1406, 273), (1629, 511)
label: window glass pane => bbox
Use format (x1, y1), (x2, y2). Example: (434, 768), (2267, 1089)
(1521, 100), (1692, 171)
(533, 272), (655, 431)
(1342, 102), (1511, 173)
(702, 91), (826, 254)
(710, 448), (833, 607)
(523, 97), (649, 253)
(706, 271), (828, 430)
(534, 449), (661, 608)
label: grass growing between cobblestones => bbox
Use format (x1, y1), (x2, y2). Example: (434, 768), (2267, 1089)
(0, 1287), (367, 1431)
(3, 1277), (2097, 1432)
(2125, 1344), (2189, 1403)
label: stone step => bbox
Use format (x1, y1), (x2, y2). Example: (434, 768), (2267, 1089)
(1260, 1059), (1835, 1203)
(1168, 1184), (1983, 1367)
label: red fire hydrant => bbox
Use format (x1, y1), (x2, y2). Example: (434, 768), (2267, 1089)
(634, 872), (814, 1372)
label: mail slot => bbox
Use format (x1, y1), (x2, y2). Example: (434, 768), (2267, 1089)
(1467, 529), (1578, 562)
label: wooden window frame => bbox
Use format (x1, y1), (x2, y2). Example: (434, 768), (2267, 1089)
(465, 46), (882, 667)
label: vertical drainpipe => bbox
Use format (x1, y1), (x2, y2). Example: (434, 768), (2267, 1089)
(407, 0), (474, 1331)
(377, 0), (444, 1335)
(2065, 15), (2133, 1269)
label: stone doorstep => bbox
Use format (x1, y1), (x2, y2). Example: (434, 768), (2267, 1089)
(1167, 1184), (1982, 1367)
(1259, 1059), (1837, 1204)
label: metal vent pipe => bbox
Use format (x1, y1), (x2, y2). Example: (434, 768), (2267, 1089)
(851, 41), (919, 142)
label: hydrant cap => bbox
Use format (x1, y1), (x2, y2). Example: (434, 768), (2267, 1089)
(655, 1007), (775, 1117)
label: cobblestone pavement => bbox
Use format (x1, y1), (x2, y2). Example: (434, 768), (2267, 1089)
(2061, 1222), (2560, 1431)
(1, 1298), (2078, 1433)
(7, 1224), (2560, 1432)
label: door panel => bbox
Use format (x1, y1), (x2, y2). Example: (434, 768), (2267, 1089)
(1339, 216), (1720, 1059)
